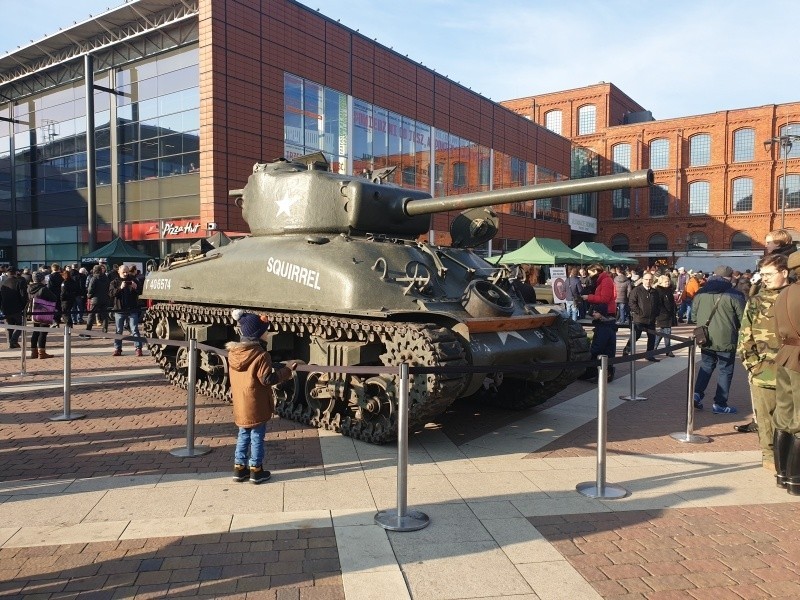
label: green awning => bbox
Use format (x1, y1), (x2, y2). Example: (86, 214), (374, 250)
(572, 241), (637, 265)
(486, 237), (591, 265)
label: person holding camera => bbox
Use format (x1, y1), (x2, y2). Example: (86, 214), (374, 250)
(227, 310), (299, 484)
(109, 264), (143, 357)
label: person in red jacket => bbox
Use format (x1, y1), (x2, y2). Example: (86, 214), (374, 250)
(579, 264), (618, 382)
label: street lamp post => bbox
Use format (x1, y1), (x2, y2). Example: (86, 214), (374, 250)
(764, 132), (800, 229)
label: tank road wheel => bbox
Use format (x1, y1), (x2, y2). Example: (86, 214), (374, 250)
(304, 371), (345, 430)
(143, 307), (182, 386)
(275, 370), (309, 422)
(199, 349), (229, 399)
(343, 376), (396, 444)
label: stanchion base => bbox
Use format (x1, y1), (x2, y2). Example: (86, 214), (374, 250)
(374, 509), (430, 532)
(170, 445), (212, 457)
(12, 372), (29, 378)
(576, 482), (629, 499)
(50, 413), (86, 421)
(670, 432), (711, 444)
(620, 395), (647, 401)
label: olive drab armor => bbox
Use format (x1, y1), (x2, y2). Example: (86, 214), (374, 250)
(141, 154), (652, 443)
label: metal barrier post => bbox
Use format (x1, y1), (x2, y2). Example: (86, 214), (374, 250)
(50, 325), (85, 421)
(670, 339), (710, 443)
(12, 321), (28, 378)
(577, 355), (629, 499)
(620, 323), (646, 401)
(375, 363), (430, 531)
(171, 337), (211, 457)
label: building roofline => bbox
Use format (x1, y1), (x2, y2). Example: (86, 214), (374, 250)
(0, 0), (197, 88)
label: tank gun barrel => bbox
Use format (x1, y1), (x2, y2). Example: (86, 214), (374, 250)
(404, 169), (653, 217)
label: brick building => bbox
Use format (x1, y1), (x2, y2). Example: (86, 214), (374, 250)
(0, 0), (575, 268)
(503, 83), (800, 270)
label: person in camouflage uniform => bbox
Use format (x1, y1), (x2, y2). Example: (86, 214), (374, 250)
(737, 254), (791, 471)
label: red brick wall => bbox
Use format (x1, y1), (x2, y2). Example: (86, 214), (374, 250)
(503, 83), (800, 254)
(199, 0), (572, 238)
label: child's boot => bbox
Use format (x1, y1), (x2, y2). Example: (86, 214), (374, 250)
(233, 464), (248, 482)
(249, 466), (271, 484)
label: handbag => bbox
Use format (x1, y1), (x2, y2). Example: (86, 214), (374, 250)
(31, 296), (56, 324)
(693, 295), (722, 348)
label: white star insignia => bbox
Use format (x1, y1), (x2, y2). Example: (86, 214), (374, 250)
(275, 193), (298, 217)
(497, 330), (526, 345)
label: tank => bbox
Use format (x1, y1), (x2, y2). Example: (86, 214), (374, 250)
(141, 155), (653, 443)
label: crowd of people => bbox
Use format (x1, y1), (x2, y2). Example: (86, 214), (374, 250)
(559, 228), (800, 495)
(0, 260), (147, 357)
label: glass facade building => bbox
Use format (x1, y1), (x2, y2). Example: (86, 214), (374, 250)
(1, 40), (199, 268)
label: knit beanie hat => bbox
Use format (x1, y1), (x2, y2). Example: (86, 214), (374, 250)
(231, 309), (269, 340)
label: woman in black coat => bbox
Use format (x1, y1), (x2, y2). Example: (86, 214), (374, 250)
(653, 274), (677, 357)
(59, 269), (81, 328)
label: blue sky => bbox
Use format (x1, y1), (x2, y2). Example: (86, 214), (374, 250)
(2, 0), (798, 120)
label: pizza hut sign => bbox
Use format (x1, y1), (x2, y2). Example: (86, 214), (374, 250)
(162, 221), (201, 237)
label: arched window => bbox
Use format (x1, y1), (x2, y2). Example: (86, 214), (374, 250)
(689, 181), (710, 214)
(688, 232), (708, 251)
(577, 105), (596, 135)
(544, 110), (562, 135)
(731, 232), (752, 250)
(648, 234), (668, 251)
(733, 128), (754, 162)
(649, 139), (669, 170)
(610, 234), (629, 252)
(732, 177), (753, 212)
(612, 144), (631, 172)
(689, 134), (711, 167)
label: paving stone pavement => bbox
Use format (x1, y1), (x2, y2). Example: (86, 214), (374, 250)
(1, 323), (799, 599)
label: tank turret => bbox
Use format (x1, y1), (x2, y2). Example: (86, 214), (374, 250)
(143, 155), (652, 444)
(231, 154), (652, 240)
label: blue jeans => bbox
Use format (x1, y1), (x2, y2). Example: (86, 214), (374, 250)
(114, 310), (142, 351)
(71, 298), (85, 323)
(694, 350), (735, 407)
(616, 303), (629, 323)
(654, 326), (672, 351)
(564, 300), (579, 321)
(235, 422), (267, 467)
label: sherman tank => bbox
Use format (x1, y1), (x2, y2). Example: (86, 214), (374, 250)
(141, 154), (652, 443)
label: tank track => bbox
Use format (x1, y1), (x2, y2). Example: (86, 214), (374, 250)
(476, 317), (591, 410)
(142, 303), (468, 444)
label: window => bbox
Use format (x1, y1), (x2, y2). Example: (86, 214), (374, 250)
(612, 189), (630, 219)
(610, 234), (629, 252)
(779, 174), (800, 210)
(780, 124), (800, 159)
(649, 139), (669, 170)
(689, 181), (710, 214)
(648, 234), (668, 251)
(577, 105), (596, 135)
(688, 232), (708, 250)
(733, 128), (754, 162)
(479, 157), (490, 187)
(731, 232), (752, 250)
(650, 184), (669, 217)
(612, 144), (631, 173)
(689, 134), (711, 167)
(544, 110), (562, 135)
(510, 158), (526, 185)
(452, 162), (466, 188)
(732, 177), (753, 212)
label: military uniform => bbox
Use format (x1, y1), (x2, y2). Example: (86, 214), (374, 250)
(773, 252), (800, 494)
(737, 283), (787, 467)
